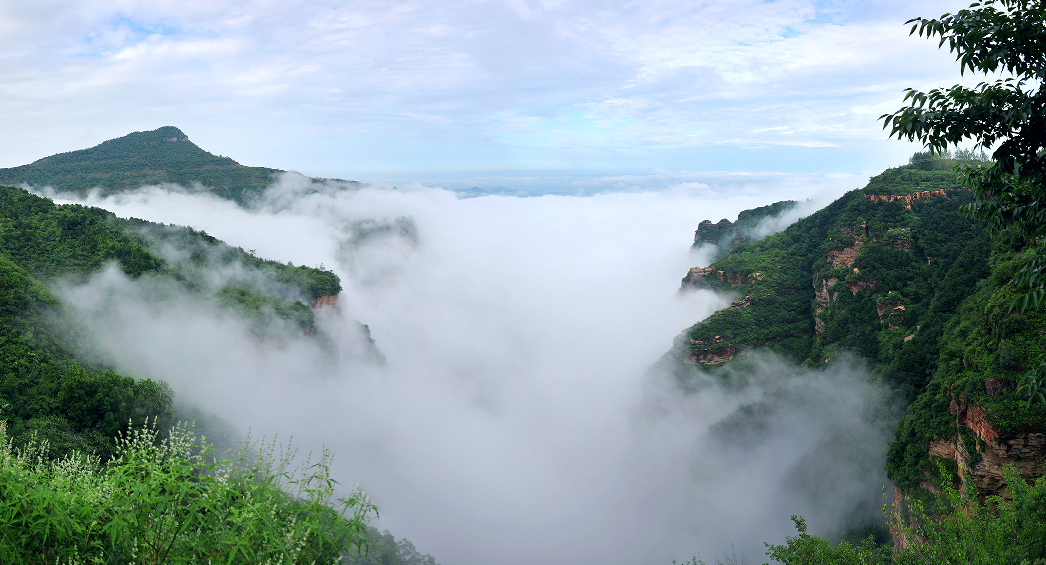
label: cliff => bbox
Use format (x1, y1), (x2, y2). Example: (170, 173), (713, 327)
(670, 163), (1046, 533)
(690, 200), (797, 254)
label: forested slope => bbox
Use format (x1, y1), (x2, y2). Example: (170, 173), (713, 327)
(0, 183), (435, 563)
(671, 160), (1046, 527)
(0, 184), (345, 460)
(0, 126), (360, 205)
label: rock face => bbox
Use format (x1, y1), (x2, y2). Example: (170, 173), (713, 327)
(940, 398), (1046, 501)
(907, 397), (1046, 508)
(311, 293), (339, 308)
(892, 399), (1046, 552)
(866, 188), (951, 205)
(686, 343), (738, 366)
(827, 240), (864, 269)
(693, 218), (734, 243)
(876, 297), (906, 329)
(847, 279), (876, 295)
(681, 267), (763, 290)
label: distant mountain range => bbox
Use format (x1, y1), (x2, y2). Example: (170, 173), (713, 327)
(0, 126), (359, 205)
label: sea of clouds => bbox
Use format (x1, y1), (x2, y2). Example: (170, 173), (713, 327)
(39, 174), (894, 565)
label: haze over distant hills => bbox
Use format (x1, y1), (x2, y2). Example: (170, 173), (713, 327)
(0, 126), (360, 205)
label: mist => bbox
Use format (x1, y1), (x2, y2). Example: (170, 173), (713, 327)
(40, 176), (892, 565)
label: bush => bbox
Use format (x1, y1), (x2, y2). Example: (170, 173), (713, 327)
(0, 419), (377, 564)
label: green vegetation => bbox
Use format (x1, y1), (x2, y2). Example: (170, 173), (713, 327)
(0, 183), (344, 454)
(691, 200), (797, 254)
(675, 166), (983, 376)
(0, 180), (424, 563)
(0, 126), (360, 206)
(675, 161), (1046, 557)
(343, 528), (439, 565)
(762, 464), (1046, 565)
(673, 1), (1046, 560)
(0, 420), (377, 563)
(882, 0), (1046, 406)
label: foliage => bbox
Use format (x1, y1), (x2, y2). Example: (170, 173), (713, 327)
(0, 419), (377, 564)
(674, 169), (983, 395)
(882, 0), (1046, 404)
(691, 200), (797, 255)
(343, 527), (440, 565)
(0, 250), (173, 462)
(763, 515), (889, 565)
(764, 462), (1046, 565)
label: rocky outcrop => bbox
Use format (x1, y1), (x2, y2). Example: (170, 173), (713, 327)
(916, 397), (1046, 505)
(840, 221), (870, 238)
(890, 486), (914, 550)
(685, 334), (742, 366)
(681, 268), (763, 289)
(693, 218), (734, 243)
(866, 188), (951, 205)
(730, 295), (752, 308)
(814, 278), (838, 314)
(894, 397), (1046, 552)
(948, 398), (1001, 449)
(877, 295), (906, 329)
(827, 240), (864, 269)
(687, 344), (738, 366)
(311, 293), (339, 308)
(847, 279), (876, 295)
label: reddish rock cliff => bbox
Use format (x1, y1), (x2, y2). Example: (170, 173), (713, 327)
(312, 293), (339, 308)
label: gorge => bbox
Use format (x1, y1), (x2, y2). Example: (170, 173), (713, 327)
(2, 127), (1044, 564)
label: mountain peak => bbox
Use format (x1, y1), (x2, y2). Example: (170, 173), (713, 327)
(0, 126), (283, 204)
(100, 126), (191, 146)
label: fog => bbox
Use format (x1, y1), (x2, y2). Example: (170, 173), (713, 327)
(42, 176), (893, 565)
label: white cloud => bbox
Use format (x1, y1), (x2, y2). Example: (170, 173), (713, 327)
(45, 179), (895, 565)
(0, 0), (983, 177)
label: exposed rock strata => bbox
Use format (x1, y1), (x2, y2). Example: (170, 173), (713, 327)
(827, 240), (864, 269)
(866, 188), (951, 205)
(681, 267), (763, 290)
(693, 218), (734, 243)
(686, 344), (738, 366)
(312, 293), (339, 308)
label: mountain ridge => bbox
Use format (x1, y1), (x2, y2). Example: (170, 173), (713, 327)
(0, 126), (361, 205)
(669, 161), (1046, 545)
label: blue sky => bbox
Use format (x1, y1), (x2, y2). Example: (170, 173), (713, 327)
(0, 0), (978, 191)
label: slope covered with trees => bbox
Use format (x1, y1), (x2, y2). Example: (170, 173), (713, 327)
(0, 126), (360, 205)
(0, 182), (423, 563)
(673, 157), (1046, 560)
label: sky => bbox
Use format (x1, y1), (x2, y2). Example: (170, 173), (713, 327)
(0, 0), (979, 189)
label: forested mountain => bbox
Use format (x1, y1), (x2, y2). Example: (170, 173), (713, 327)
(670, 157), (1046, 556)
(0, 183), (425, 562)
(0, 184), (344, 461)
(0, 126), (360, 205)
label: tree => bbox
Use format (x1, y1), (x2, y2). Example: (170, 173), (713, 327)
(881, 0), (1046, 405)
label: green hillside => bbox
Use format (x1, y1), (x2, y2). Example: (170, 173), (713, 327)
(671, 160), (1046, 514)
(0, 184), (344, 462)
(0, 126), (359, 205)
(0, 183), (416, 562)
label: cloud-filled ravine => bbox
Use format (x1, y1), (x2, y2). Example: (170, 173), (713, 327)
(41, 177), (890, 565)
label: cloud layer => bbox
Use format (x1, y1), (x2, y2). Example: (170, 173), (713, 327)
(46, 179), (895, 564)
(1, 0), (973, 178)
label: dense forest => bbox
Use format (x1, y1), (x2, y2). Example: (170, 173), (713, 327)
(0, 182), (428, 563)
(671, 154), (1046, 562)
(0, 126), (361, 205)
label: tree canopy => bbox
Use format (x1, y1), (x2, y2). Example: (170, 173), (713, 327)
(881, 0), (1046, 405)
